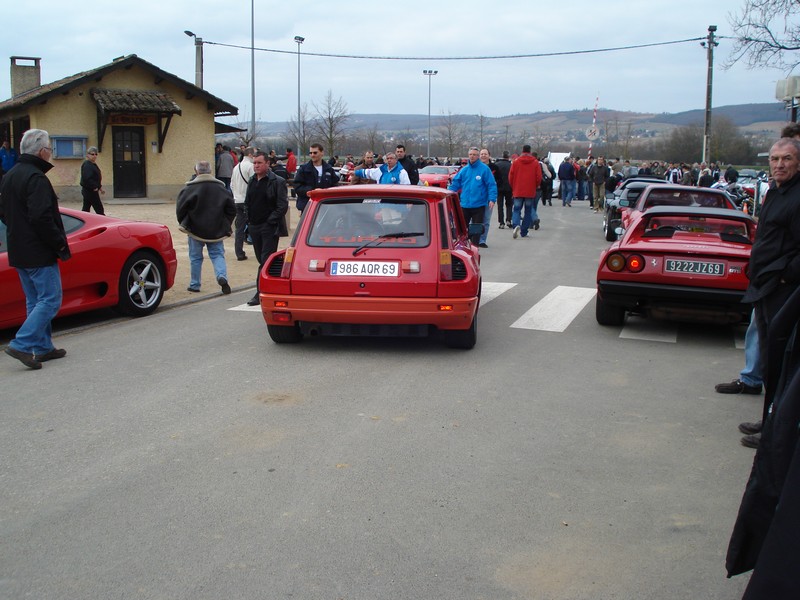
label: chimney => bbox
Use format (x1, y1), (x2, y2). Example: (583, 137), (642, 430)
(10, 56), (41, 97)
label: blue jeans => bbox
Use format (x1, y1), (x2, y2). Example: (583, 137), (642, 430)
(188, 237), (227, 290)
(512, 196), (538, 236)
(740, 312), (763, 387)
(11, 264), (63, 355)
(479, 203), (494, 244)
(562, 180), (576, 205)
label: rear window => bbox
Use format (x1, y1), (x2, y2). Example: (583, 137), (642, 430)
(642, 214), (750, 241)
(307, 198), (430, 248)
(644, 190), (731, 209)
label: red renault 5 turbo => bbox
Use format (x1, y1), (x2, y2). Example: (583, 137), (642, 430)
(257, 185), (482, 348)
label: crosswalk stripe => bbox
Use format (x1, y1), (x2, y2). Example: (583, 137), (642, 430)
(481, 282), (517, 304)
(619, 316), (678, 343)
(510, 285), (596, 332)
(229, 303), (261, 312)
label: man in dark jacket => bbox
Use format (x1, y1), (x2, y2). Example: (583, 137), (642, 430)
(292, 143), (339, 213)
(245, 152), (289, 305)
(395, 144), (419, 186)
(176, 160), (236, 295)
(587, 156), (610, 212)
(0, 129), (71, 370)
(494, 151), (513, 228)
(79, 146), (105, 214)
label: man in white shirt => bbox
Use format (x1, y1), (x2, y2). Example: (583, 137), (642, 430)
(230, 146), (255, 261)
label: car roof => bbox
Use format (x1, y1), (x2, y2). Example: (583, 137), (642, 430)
(308, 184), (455, 203)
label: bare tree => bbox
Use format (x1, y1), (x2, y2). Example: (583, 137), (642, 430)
(436, 110), (467, 162)
(231, 112), (266, 147)
(529, 127), (555, 155)
(726, 0), (800, 71)
(311, 90), (351, 160)
(285, 103), (312, 160)
(478, 112), (490, 148)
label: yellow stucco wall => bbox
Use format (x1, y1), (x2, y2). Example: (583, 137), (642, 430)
(23, 65), (220, 200)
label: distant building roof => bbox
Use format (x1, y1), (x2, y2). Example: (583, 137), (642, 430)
(91, 88), (182, 115)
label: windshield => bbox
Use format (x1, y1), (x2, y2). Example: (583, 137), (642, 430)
(307, 198), (430, 248)
(420, 166), (449, 175)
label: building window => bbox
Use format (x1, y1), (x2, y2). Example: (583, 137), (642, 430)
(51, 136), (88, 159)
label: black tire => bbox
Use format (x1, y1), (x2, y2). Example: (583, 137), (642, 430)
(595, 295), (625, 326)
(115, 250), (166, 317)
(267, 323), (302, 343)
(444, 313), (477, 349)
(604, 216), (619, 241)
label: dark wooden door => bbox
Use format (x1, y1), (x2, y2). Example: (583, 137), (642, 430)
(112, 126), (146, 197)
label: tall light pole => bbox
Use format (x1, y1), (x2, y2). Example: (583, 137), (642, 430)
(295, 36), (305, 159)
(423, 69), (437, 158)
(701, 25), (718, 164)
(184, 30), (203, 88)
(250, 0), (256, 143)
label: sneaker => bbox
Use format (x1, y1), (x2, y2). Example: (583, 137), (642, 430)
(512, 225), (520, 239)
(246, 294), (260, 306)
(498, 223), (505, 229)
(478, 242), (489, 248)
(187, 287), (200, 293)
(738, 421), (762, 435)
(741, 433), (760, 449)
(715, 379), (762, 394)
(217, 276), (231, 295)
(36, 348), (66, 362)
(237, 255), (248, 261)
(533, 219), (540, 231)
(506, 220), (512, 228)
(5, 346), (42, 370)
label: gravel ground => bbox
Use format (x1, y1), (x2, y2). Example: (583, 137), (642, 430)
(60, 197), (300, 306)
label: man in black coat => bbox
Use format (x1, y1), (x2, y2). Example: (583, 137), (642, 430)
(292, 143), (339, 213)
(0, 129), (71, 369)
(245, 152), (288, 305)
(395, 144), (419, 186)
(494, 151), (513, 228)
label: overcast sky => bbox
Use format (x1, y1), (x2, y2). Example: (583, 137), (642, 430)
(1, 0), (794, 126)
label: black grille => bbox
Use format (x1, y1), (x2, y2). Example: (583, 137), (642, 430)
(452, 256), (467, 280)
(267, 254), (285, 277)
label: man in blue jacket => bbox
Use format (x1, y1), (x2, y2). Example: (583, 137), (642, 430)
(353, 152), (410, 184)
(448, 147), (497, 245)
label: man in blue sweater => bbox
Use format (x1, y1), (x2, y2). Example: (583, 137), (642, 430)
(448, 147), (497, 245)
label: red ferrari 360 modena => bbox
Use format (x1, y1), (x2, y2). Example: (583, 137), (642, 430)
(0, 207), (177, 329)
(257, 185), (482, 348)
(596, 206), (756, 326)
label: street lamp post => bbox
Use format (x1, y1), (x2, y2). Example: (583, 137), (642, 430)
(423, 69), (438, 158)
(250, 0), (256, 143)
(184, 30), (203, 88)
(701, 25), (718, 164)
(295, 36), (305, 159)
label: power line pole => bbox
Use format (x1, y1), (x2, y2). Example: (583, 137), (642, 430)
(701, 25), (718, 164)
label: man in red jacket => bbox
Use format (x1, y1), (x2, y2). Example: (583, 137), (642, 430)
(508, 145), (543, 238)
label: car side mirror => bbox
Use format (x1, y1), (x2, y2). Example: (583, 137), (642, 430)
(618, 199), (631, 207)
(468, 223), (484, 237)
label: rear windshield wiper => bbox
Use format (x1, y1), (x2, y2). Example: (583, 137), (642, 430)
(352, 232), (425, 256)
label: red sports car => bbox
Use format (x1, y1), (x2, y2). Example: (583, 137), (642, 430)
(418, 165), (454, 188)
(0, 207), (178, 329)
(596, 206), (756, 326)
(257, 185), (482, 348)
(618, 184), (737, 231)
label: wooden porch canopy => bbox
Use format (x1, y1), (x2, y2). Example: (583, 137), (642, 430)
(91, 88), (182, 153)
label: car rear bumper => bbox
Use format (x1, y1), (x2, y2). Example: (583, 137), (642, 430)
(597, 280), (750, 322)
(260, 293), (479, 330)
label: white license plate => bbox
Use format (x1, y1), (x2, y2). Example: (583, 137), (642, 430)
(665, 259), (724, 276)
(330, 261), (399, 277)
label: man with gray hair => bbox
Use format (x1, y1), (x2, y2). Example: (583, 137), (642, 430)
(0, 128), (71, 369)
(176, 160), (236, 294)
(230, 146), (255, 261)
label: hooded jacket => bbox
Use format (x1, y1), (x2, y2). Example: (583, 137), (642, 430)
(176, 174), (236, 242)
(0, 153), (70, 268)
(448, 159), (498, 209)
(508, 153), (543, 198)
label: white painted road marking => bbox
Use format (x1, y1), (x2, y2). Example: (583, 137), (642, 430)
(510, 285), (596, 332)
(480, 282), (517, 304)
(229, 303), (261, 312)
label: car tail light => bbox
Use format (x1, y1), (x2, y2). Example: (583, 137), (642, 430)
(272, 312), (292, 323)
(606, 253), (626, 272)
(279, 248), (295, 278)
(308, 259), (326, 272)
(438, 304), (454, 311)
(439, 250), (453, 280)
(402, 261), (420, 273)
(274, 300), (288, 308)
(627, 254), (645, 273)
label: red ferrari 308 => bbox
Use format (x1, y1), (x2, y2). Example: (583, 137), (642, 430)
(256, 185), (482, 348)
(596, 206), (756, 326)
(0, 207), (177, 329)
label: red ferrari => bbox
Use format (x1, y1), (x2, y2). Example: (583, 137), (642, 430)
(618, 184), (737, 231)
(0, 207), (177, 329)
(596, 206), (756, 326)
(257, 185), (482, 348)
(418, 165), (454, 188)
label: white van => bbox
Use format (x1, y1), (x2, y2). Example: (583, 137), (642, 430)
(546, 152), (571, 198)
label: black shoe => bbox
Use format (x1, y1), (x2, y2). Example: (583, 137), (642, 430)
(741, 433), (760, 449)
(498, 223), (505, 229)
(246, 294), (260, 306)
(5, 346), (42, 370)
(187, 287), (200, 293)
(478, 242), (488, 248)
(237, 255), (248, 261)
(506, 221), (512, 228)
(217, 276), (231, 295)
(715, 379), (762, 394)
(533, 219), (540, 230)
(36, 348), (67, 362)
(738, 421), (762, 435)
